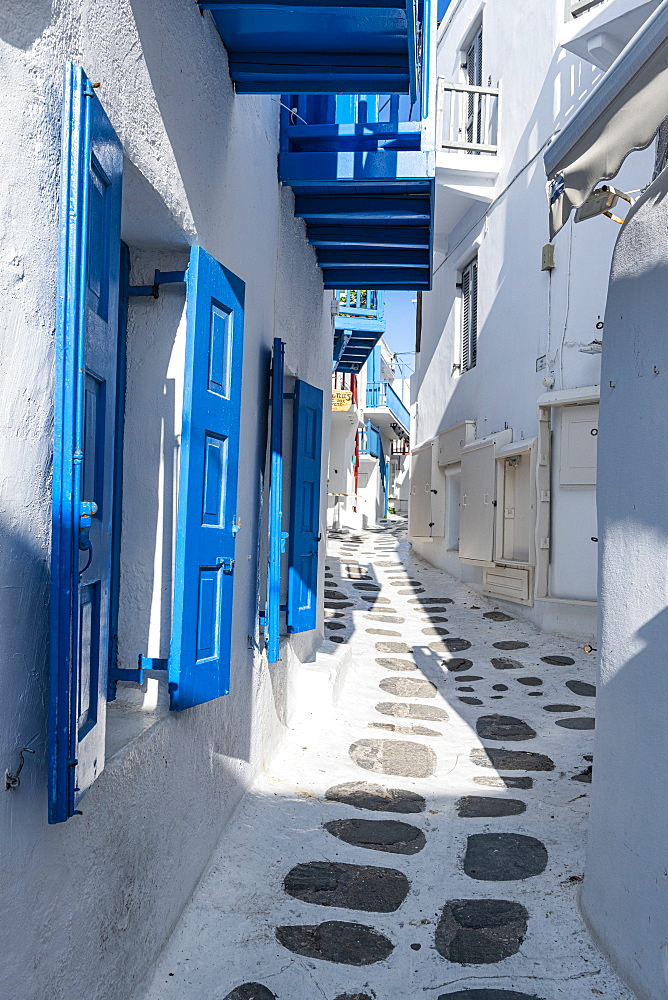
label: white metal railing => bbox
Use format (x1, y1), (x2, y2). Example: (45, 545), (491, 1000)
(439, 79), (499, 155)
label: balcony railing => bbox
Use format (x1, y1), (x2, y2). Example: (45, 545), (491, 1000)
(439, 80), (499, 155)
(359, 421), (382, 458)
(337, 289), (385, 322)
(366, 380), (410, 431)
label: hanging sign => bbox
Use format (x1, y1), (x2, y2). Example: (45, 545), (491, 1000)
(332, 390), (353, 411)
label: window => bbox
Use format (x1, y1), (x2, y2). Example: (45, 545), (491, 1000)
(568, 0), (607, 18)
(460, 256), (478, 372)
(465, 24), (483, 150)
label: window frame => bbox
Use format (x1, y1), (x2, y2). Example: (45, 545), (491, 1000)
(459, 255), (479, 373)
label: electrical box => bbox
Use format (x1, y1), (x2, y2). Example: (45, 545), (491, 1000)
(438, 420), (476, 466)
(541, 244), (555, 271)
(459, 429), (512, 563)
(483, 565), (531, 603)
(409, 444), (433, 537)
(409, 441), (445, 538)
(559, 404), (598, 486)
(495, 440), (537, 565)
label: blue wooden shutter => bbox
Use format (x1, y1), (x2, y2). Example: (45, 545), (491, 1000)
(266, 339), (285, 663)
(287, 380), (323, 634)
(169, 246), (245, 710)
(49, 64), (123, 823)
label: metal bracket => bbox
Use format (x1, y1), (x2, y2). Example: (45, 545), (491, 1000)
(128, 269), (187, 299)
(109, 655), (168, 687)
(5, 747), (35, 790)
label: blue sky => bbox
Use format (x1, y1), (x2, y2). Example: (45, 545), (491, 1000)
(382, 290), (418, 374)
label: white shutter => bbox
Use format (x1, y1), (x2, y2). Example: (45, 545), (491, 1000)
(409, 445), (433, 537)
(559, 404), (598, 486)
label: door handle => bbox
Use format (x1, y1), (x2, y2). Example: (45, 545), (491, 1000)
(79, 501), (97, 551)
(216, 557), (235, 574)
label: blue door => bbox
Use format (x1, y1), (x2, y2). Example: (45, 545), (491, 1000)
(49, 64), (123, 822)
(169, 246), (245, 710)
(266, 339), (285, 663)
(287, 380), (323, 634)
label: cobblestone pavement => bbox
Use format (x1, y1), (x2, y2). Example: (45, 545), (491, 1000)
(140, 521), (635, 1000)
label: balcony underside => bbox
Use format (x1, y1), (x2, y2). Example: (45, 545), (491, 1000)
(334, 327), (385, 372)
(287, 176), (434, 290)
(199, 1), (419, 94)
(364, 405), (409, 439)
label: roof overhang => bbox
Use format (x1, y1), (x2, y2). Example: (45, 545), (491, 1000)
(544, 0), (668, 237)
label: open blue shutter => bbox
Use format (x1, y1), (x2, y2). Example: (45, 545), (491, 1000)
(287, 380), (323, 634)
(169, 246), (245, 710)
(49, 64), (123, 823)
(266, 339), (285, 663)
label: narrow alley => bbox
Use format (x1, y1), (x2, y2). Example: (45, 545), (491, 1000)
(139, 521), (629, 1000)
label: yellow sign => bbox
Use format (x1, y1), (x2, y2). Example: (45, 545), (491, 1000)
(332, 390), (353, 411)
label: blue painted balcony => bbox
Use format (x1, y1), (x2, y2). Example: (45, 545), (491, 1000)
(366, 379), (410, 434)
(359, 420), (382, 458)
(334, 289), (386, 373)
(199, 0), (425, 96)
(279, 82), (435, 290)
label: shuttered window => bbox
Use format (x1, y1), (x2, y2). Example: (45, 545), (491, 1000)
(466, 25), (483, 147)
(461, 256), (478, 373)
(569, 0), (607, 17)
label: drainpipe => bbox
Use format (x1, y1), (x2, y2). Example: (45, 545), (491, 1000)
(352, 374), (359, 513)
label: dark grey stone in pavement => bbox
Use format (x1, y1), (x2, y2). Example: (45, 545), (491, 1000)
(365, 614), (405, 624)
(325, 602), (354, 609)
(375, 657), (417, 672)
(457, 796), (527, 818)
(429, 638), (472, 653)
(566, 679), (596, 697)
(325, 818), (426, 855)
(369, 722), (441, 736)
(542, 655), (575, 665)
(572, 765), (593, 783)
(435, 898), (529, 964)
(422, 626), (450, 635)
(476, 715), (537, 741)
(517, 676), (543, 686)
(458, 687), (475, 692)
(408, 596), (454, 604)
(464, 832), (548, 880)
(459, 696), (483, 705)
(353, 582), (381, 591)
(324, 591), (348, 600)
(366, 628), (401, 637)
(473, 775), (533, 789)
(556, 717), (595, 729)
(325, 781), (425, 814)
(325, 622), (346, 630)
(362, 595), (391, 603)
(543, 703), (580, 712)
(223, 984), (277, 1000)
(439, 991), (542, 1000)
(471, 747), (555, 771)
(456, 675), (483, 682)
(492, 683), (508, 691)
(335, 994), (376, 1000)
(493, 640), (529, 650)
(421, 615), (449, 623)
(399, 588), (424, 594)
(375, 641), (411, 653)
(350, 738), (437, 778)
(482, 611), (515, 622)
(275, 921), (394, 965)
(376, 701), (449, 722)
(491, 657), (524, 670)
(283, 861), (410, 912)
(379, 676), (437, 698)
(445, 658), (473, 672)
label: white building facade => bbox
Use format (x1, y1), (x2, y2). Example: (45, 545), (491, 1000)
(410, 0), (657, 639)
(0, 5), (340, 998)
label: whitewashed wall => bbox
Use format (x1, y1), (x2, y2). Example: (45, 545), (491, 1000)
(582, 165), (668, 1000)
(0, 3), (330, 999)
(411, 0), (653, 637)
